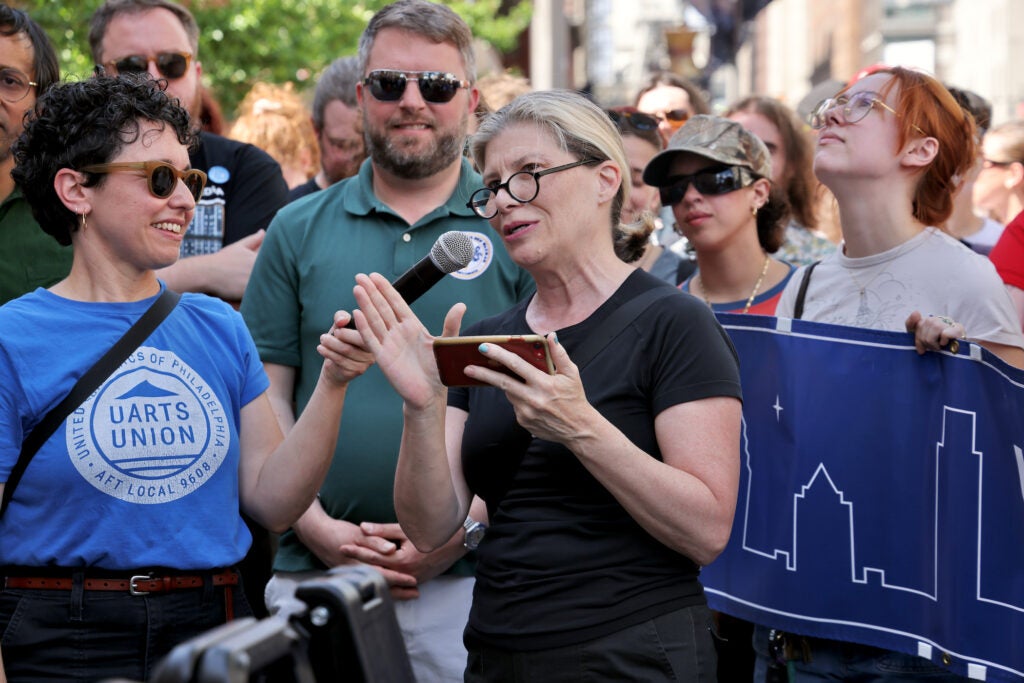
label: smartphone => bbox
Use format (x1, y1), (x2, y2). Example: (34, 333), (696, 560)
(433, 335), (554, 387)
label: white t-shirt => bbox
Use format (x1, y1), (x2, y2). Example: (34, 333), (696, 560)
(777, 227), (1024, 349)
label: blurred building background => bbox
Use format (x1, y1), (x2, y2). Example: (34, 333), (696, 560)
(527, 0), (1024, 124)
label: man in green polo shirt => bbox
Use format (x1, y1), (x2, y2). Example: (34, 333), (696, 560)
(0, 5), (70, 306)
(240, 2), (533, 680)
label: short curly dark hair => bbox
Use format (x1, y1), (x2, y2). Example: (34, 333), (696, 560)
(756, 184), (790, 254)
(12, 74), (196, 246)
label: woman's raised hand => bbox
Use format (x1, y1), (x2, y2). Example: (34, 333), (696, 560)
(352, 272), (465, 410)
(317, 310), (375, 385)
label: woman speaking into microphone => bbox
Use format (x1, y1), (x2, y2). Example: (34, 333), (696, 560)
(352, 89), (742, 681)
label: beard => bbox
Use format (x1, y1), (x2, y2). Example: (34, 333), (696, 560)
(325, 154), (365, 184)
(364, 109), (467, 180)
(0, 134), (13, 164)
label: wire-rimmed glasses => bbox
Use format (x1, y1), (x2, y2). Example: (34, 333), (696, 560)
(0, 67), (37, 103)
(809, 91), (925, 135)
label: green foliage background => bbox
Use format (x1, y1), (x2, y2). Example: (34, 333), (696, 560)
(15, 0), (532, 118)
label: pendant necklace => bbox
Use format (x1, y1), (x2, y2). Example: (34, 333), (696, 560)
(846, 261), (892, 321)
(697, 254), (771, 314)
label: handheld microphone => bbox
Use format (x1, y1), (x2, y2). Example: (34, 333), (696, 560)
(345, 230), (474, 328)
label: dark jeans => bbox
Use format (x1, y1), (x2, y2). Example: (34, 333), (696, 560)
(715, 611), (755, 681)
(0, 573), (252, 682)
(465, 604), (718, 683)
(752, 624), (972, 682)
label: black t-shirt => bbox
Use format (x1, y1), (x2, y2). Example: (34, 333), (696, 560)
(450, 269), (742, 650)
(286, 177), (321, 204)
(184, 132), (288, 257)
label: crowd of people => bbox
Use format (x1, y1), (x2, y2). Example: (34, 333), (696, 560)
(0, 0), (1022, 681)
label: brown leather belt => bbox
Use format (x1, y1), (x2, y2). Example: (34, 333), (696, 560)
(3, 569), (239, 596)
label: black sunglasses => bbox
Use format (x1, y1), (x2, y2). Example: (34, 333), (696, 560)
(606, 109), (660, 133)
(80, 161), (207, 201)
(363, 69), (470, 104)
(659, 166), (758, 205)
(105, 52), (193, 80)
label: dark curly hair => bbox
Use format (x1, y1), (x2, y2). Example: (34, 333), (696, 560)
(756, 185), (790, 253)
(12, 74), (196, 246)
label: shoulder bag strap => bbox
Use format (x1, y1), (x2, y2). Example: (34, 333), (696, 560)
(792, 260), (821, 320)
(568, 286), (679, 371)
(1, 288), (181, 516)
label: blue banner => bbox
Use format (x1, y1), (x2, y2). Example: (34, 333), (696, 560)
(703, 313), (1024, 682)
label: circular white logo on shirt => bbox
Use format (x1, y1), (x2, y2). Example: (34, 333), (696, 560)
(450, 231), (493, 280)
(66, 346), (230, 504)
(208, 165), (230, 184)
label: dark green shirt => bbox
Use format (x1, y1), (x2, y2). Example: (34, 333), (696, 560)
(0, 188), (72, 306)
(241, 158), (535, 573)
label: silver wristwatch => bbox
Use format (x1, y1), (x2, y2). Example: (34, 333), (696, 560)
(463, 516), (487, 550)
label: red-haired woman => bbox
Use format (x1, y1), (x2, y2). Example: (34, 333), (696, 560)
(770, 67), (1024, 678)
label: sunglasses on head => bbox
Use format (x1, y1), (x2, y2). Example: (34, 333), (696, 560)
(651, 109), (691, 129)
(606, 109), (660, 133)
(80, 161), (207, 201)
(659, 166), (758, 206)
(363, 69), (470, 104)
(105, 52), (193, 80)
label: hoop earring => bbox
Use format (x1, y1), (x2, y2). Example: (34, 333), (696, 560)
(751, 205), (758, 217)
(78, 210), (87, 232)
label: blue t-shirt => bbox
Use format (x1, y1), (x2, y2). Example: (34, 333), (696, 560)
(0, 284), (268, 569)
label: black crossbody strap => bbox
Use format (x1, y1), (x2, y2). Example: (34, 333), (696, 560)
(569, 286), (679, 371)
(1, 288), (181, 516)
(792, 260), (821, 320)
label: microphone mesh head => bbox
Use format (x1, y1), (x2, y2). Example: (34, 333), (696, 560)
(430, 231), (475, 273)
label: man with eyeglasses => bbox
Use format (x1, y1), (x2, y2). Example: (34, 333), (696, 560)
(88, 0), (289, 307)
(241, 2), (532, 680)
(288, 56), (367, 203)
(0, 4), (68, 306)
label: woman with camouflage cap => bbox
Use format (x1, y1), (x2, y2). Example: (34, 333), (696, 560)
(643, 114), (795, 314)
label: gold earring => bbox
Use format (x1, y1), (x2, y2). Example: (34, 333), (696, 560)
(751, 205), (758, 217)
(78, 210), (87, 232)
